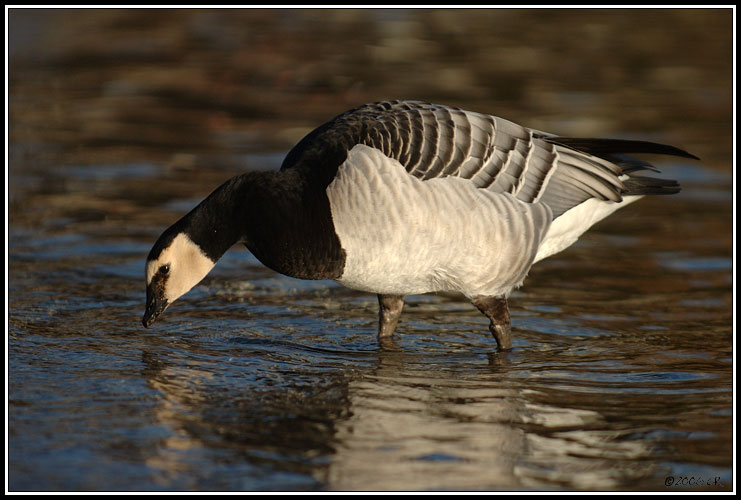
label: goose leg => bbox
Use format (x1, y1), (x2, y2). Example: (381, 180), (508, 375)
(472, 295), (512, 351)
(378, 294), (405, 339)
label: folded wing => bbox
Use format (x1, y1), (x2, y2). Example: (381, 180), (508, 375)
(284, 100), (691, 219)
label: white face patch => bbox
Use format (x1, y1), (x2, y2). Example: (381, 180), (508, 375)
(146, 232), (216, 305)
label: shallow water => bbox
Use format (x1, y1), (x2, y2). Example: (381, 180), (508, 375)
(7, 8), (734, 492)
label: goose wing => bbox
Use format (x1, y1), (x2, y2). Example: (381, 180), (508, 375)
(282, 100), (693, 217)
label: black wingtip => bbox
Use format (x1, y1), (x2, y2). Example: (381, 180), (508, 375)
(622, 176), (682, 196)
(549, 137), (700, 161)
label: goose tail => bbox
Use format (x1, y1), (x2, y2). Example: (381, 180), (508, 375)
(546, 136), (690, 197)
(532, 137), (692, 264)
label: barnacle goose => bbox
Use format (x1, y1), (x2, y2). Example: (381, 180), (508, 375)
(143, 100), (696, 350)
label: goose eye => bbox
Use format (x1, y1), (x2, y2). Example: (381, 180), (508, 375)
(159, 264), (170, 275)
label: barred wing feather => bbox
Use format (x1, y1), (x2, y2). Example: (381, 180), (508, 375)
(282, 100), (691, 218)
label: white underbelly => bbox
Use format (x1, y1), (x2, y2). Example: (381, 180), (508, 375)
(326, 145), (552, 298)
(533, 193), (643, 263)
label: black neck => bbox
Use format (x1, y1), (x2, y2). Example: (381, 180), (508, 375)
(184, 170), (345, 280)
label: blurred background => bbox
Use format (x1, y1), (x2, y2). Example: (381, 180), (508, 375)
(9, 8), (731, 168)
(7, 8), (734, 492)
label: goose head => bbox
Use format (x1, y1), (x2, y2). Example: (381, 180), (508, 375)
(143, 232), (215, 328)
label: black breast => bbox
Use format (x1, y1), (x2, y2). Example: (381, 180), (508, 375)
(238, 169), (346, 280)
